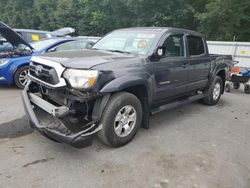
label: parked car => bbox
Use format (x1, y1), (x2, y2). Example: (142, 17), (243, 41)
(0, 21), (95, 88)
(22, 27), (233, 148)
(14, 27), (75, 43)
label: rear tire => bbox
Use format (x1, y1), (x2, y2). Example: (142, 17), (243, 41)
(14, 66), (29, 89)
(203, 76), (223, 106)
(98, 92), (142, 147)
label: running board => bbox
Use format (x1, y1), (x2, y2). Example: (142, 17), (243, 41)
(150, 94), (206, 115)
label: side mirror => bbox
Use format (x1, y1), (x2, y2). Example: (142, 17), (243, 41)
(47, 47), (57, 53)
(233, 60), (239, 65)
(156, 46), (166, 57)
(87, 42), (94, 49)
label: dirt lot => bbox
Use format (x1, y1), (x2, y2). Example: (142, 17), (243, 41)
(0, 85), (250, 188)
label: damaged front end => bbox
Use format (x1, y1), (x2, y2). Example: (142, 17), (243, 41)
(22, 80), (104, 148)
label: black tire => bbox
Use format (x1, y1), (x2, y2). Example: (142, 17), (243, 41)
(233, 82), (240, 89)
(14, 66), (29, 89)
(244, 84), (250, 94)
(225, 83), (231, 93)
(98, 92), (142, 147)
(203, 76), (223, 106)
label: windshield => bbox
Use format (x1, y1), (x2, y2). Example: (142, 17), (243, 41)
(93, 30), (160, 55)
(31, 39), (61, 51)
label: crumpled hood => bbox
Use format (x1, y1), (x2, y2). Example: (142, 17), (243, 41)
(38, 49), (140, 69)
(0, 21), (33, 50)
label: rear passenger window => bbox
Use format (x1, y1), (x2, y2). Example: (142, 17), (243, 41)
(187, 36), (205, 56)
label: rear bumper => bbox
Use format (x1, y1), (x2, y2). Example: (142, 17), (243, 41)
(22, 82), (102, 148)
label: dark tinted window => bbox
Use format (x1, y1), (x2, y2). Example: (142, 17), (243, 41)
(162, 35), (184, 57)
(187, 36), (205, 56)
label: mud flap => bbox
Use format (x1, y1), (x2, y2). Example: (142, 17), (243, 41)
(141, 97), (150, 129)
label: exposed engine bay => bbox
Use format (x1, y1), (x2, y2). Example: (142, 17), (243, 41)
(0, 32), (32, 58)
(0, 46), (32, 58)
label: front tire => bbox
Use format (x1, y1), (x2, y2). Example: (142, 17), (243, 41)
(14, 66), (29, 89)
(203, 76), (223, 106)
(98, 92), (142, 147)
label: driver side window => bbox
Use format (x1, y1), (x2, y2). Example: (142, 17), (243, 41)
(162, 35), (184, 57)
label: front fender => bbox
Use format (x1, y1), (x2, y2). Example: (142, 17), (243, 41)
(100, 75), (147, 92)
(100, 74), (154, 103)
(0, 56), (31, 84)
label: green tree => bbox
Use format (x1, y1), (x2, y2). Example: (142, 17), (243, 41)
(0, 0), (36, 28)
(196, 0), (250, 41)
(0, 0), (249, 41)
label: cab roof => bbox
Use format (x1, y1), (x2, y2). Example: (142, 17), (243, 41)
(116, 27), (204, 37)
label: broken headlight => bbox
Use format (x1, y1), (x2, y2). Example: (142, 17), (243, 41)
(63, 69), (98, 89)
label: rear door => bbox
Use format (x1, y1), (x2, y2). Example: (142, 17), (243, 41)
(153, 33), (189, 101)
(186, 36), (210, 91)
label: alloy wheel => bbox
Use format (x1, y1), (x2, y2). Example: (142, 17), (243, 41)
(114, 105), (137, 137)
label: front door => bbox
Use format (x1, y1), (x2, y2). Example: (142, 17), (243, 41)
(153, 34), (189, 102)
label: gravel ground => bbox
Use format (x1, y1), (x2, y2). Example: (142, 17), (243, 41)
(0, 86), (32, 138)
(0, 85), (250, 188)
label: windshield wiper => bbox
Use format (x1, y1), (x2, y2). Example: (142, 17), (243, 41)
(107, 50), (131, 54)
(91, 48), (131, 54)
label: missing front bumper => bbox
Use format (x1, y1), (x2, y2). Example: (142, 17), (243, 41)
(22, 84), (102, 148)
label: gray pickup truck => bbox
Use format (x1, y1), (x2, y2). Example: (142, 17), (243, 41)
(22, 27), (232, 148)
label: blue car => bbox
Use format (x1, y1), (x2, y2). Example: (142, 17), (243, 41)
(0, 22), (95, 88)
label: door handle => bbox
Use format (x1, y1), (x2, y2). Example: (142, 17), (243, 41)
(181, 64), (188, 68)
(159, 81), (171, 85)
